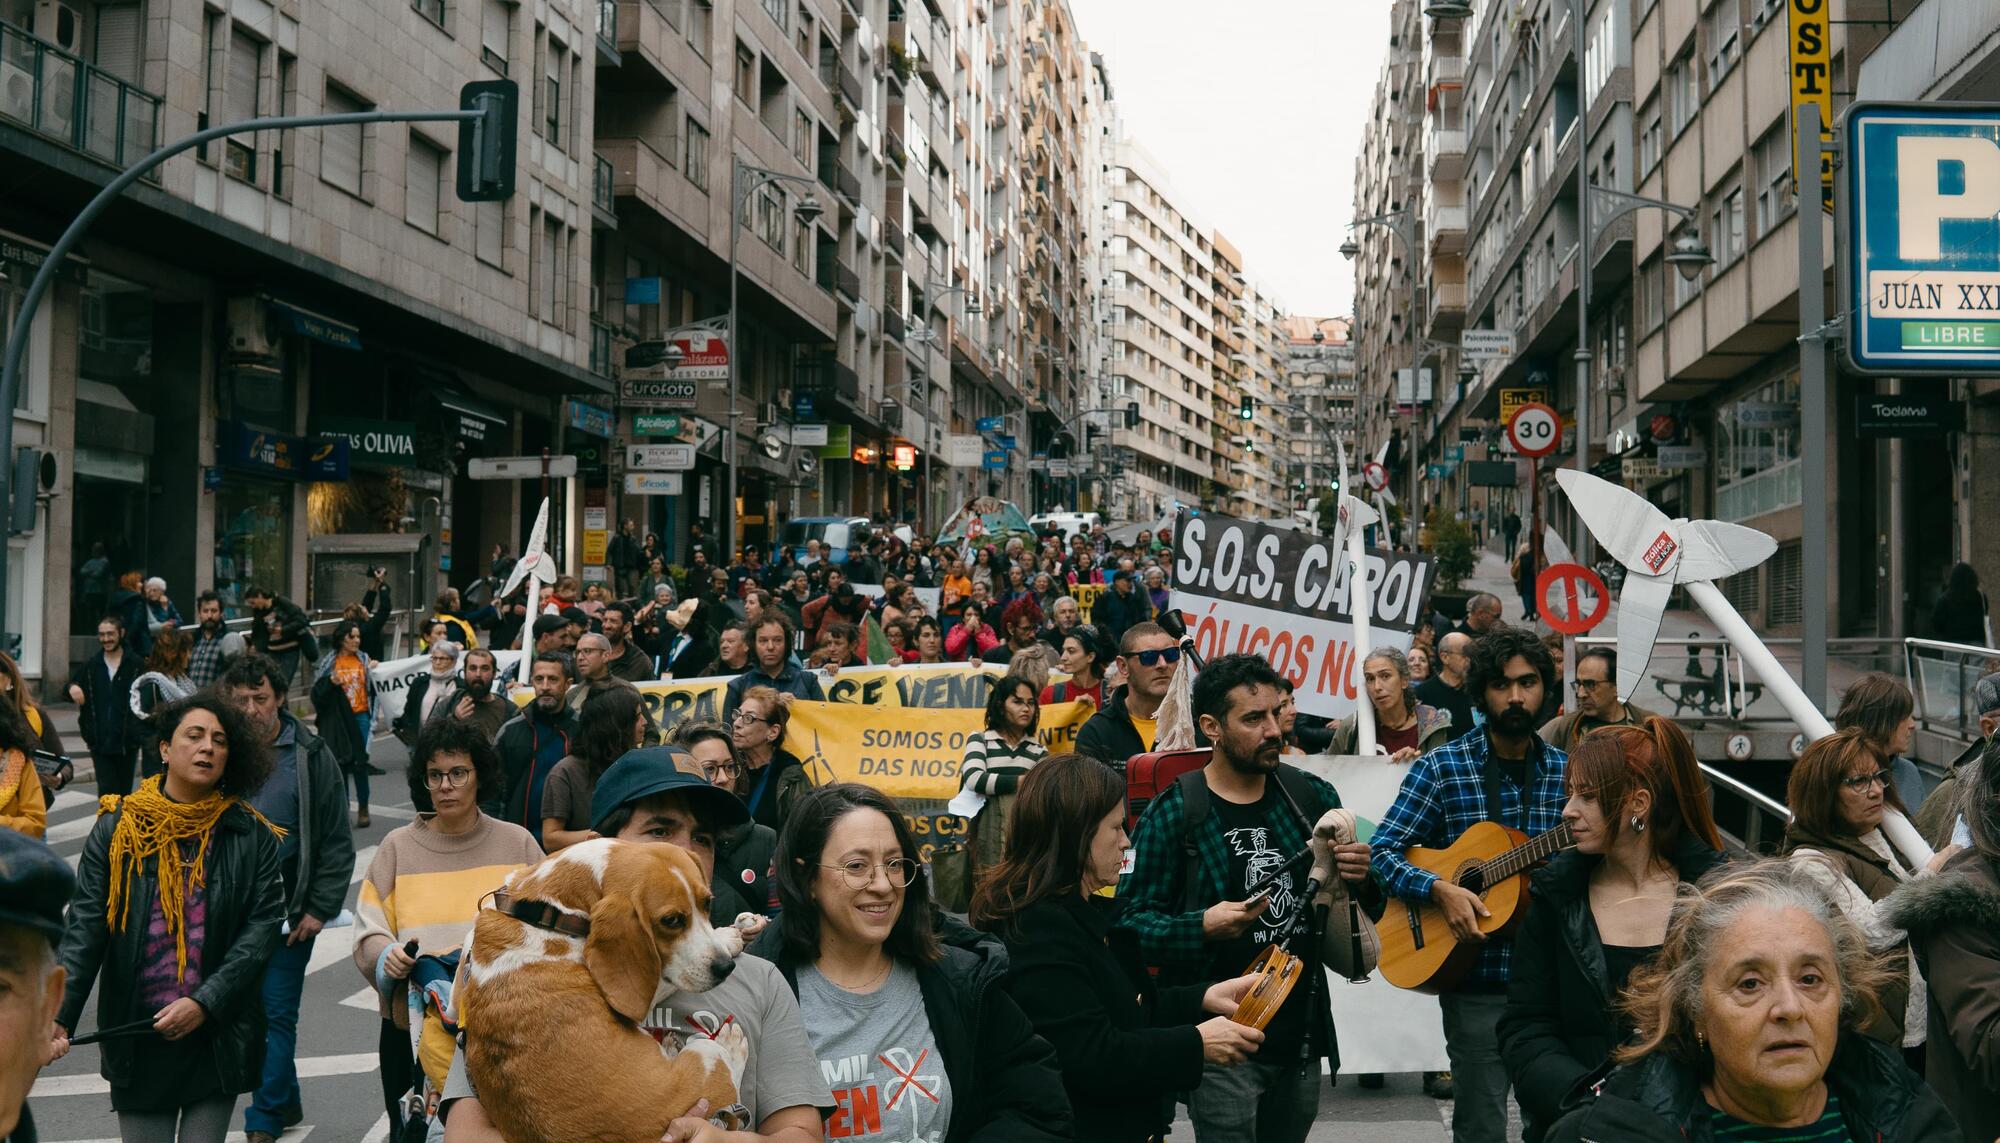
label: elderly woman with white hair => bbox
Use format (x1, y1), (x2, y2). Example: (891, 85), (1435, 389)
(137, 576), (184, 657)
(1545, 860), (1961, 1143)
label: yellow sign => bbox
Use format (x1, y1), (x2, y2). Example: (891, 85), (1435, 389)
(1071, 583), (1104, 624)
(1499, 388), (1548, 425)
(582, 529), (608, 565)
(1787, 0), (1833, 213)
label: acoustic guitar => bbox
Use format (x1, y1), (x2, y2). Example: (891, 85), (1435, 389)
(1378, 820), (1574, 994)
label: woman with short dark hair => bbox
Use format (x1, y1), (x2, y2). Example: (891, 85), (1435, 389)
(751, 783), (1072, 1143)
(539, 685), (646, 851)
(1835, 672), (1935, 807)
(53, 695), (284, 1142)
(970, 755), (1259, 1143)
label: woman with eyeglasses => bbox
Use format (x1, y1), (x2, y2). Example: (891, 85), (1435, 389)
(750, 783), (1073, 1143)
(671, 718), (778, 931)
(1782, 728), (1956, 1069)
(731, 684), (810, 832)
(353, 719), (541, 1136)
(393, 641), (461, 745)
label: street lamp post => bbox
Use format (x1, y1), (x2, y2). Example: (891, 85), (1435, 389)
(726, 157), (823, 561)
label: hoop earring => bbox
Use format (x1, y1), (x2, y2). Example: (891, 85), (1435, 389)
(1630, 815), (1646, 834)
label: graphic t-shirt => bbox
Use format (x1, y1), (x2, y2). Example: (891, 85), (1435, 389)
(138, 838), (209, 1009)
(1208, 787), (1312, 1060)
(797, 961), (953, 1142)
(334, 654), (370, 713)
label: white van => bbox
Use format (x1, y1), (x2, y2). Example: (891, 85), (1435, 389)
(1029, 510), (1102, 542)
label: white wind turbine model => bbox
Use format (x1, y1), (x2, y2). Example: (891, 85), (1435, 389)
(500, 497), (560, 650)
(1335, 438), (1381, 756)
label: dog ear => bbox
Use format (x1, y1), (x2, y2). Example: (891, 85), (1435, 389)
(585, 890), (666, 1023)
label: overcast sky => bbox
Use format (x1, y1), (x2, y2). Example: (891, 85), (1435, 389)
(1069, 0), (1390, 320)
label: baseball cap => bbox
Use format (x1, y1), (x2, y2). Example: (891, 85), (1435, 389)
(0, 829), (75, 948)
(589, 746), (751, 834)
(531, 614), (569, 639)
(1974, 671), (2000, 718)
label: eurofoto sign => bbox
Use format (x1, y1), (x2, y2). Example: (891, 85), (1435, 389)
(1845, 103), (2000, 374)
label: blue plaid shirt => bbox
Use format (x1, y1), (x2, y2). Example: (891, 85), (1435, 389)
(1368, 728), (1568, 987)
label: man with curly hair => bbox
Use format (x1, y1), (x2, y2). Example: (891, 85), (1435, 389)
(1370, 626), (1570, 1142)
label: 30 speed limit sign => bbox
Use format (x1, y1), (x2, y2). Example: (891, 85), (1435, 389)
(1506, 401), (1563, 458)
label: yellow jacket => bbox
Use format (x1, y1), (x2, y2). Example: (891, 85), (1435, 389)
(0, 748), (45, 837)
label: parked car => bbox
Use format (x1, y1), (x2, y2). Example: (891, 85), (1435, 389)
(1029, 511), (1102, 543)
(779, 516), (873, 564)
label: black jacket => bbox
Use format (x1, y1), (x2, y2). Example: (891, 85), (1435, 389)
(309, 674), (366, 769)
(493, 703), (578, 827)
(70, 651), (142, 756)
(754, 926), (1073, 1143)
(993, 894), (1207, 1143)
(1498, 837), (1727, 1142)
(273, 714), (355, 926)
(708, 821), (776, 926)
(57, 802), (285, 1106)
(359, 585), (394, 660)
(1544, 1033), (1962, 1143)
(1094, 586), (1152, 644)
(1075, 686), (1207, 770)
(393, 674), (443, 744)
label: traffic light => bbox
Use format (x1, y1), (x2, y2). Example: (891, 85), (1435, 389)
(8, 447), (52, 535)
(456, 79), (519, 202)
(1238, 395), (1254, 421)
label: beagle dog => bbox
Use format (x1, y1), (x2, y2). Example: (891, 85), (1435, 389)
(457, 838), (752, 1142)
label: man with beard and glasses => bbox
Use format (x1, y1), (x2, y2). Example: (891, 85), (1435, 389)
(491, 652), (577, 840)
(1117, 654), (1379, 1143)
(441, 648), (512, 743)
(187, 589), (247, 690)
(1370, 625), (1568, 1143)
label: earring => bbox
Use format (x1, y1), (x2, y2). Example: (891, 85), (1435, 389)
(1697, 1030), (1707, 1051)
(1630, 815), (1646, 834)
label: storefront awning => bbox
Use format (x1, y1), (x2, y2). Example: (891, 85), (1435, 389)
(269, 300), (363, 351)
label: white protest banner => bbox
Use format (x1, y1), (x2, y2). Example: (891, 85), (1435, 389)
(368, 649), (522, 725)
(1291, 754), (1451, 1074)
(1167, 508), (1434, 720)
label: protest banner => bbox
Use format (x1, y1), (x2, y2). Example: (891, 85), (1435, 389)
(1070, 582), (1104, 623)
(780, 699), (1093, 863)
(369, 649), (522, 725)
(502, 661), (1017, 725)
(1288, 754), (1450, 1074)
(1167, 508), (1434, 720)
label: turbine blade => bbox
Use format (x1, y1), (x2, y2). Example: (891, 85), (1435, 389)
(1613, 574), (1673, 703)
(1555, 469), (1679, 577)
(1675, 520), (1780, 582)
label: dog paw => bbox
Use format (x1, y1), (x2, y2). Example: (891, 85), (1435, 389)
(708, 1021), (749, 1085)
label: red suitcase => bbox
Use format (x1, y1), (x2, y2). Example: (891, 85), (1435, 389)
(1123, 748), (1211, 833)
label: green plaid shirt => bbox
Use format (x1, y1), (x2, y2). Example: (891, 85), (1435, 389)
(1114, 766), (1346, 968)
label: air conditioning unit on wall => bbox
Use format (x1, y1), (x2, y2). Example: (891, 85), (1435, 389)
(225, 296), (277, 360)
(34, 2), (82, 54)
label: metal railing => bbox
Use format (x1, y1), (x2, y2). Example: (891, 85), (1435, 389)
(1905, 636), (2000, 742)
(1700, 762), (1793, 856)
(0, 19), (163, 170)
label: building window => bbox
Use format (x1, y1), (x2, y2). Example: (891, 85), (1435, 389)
(1706, 0), (1741, 89)
(223, 28), (262, 182)
(685, 116), (710, 190)
(794, 110), (812, 165)
(94, 3), (143, 82)
(540, 214), (565, 325)
(689, 0), (712, 58)
(735, 42), (757, 107)
(542, 32), (566, 151)
(476, 198), (505, 266)
(273, 52), (296, 197)
(481, 0), (510, 73)
(796, 6), (814, 62)
(1710, 183), (1745, 267)
(1667, 47), (1699, 137)
(1714, 372), (1803, 522)
(406, 132), (445, 235)
(321, 83), (367, 197)
(1754, 123), (1796, 236)
(413, 0), (445, 28)
(1637, 99), (1662, 177)
(761, 0), (786, 31)
(1636, 256), (1664, 333)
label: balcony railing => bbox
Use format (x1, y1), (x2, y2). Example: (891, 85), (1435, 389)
(0, 20), (162, 170)
(836, 262), (861, 301)
(884, 218), (906, 258)
(590, 318), (616, 376)
(834, 158), (861, 203)
(593, 152), (615, 212)
(884, 308), (906, 342)
(838, 62), (863, 109)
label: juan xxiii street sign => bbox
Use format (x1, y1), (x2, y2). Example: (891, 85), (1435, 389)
(1846, 103), (2000, 374)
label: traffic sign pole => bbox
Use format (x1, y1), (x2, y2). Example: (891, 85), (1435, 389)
(1799, 99), (1828, 711)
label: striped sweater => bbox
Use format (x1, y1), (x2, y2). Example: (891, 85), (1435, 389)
(352, 813), (542, 1021)
(956, 730), (1049, 796)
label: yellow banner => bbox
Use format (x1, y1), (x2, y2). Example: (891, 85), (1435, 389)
(509, 662), (1015, 726)
(1070, 582), (1104, 624)
(1787, 0), (1833, 212)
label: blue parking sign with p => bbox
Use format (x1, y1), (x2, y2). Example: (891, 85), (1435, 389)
(1846, 104), (2000, 374)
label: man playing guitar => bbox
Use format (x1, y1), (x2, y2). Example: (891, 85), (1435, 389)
(1370, 626), (1569, 1143)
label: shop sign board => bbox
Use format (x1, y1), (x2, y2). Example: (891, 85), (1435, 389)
(1499, 388), (1548, 425)
(220, 421), (306, 479)
(621, 377), (699, 408)
(634, 412), (682, 437)
(626, 443), (696, 471)
(315, 417), (419, 467)
(623, 472), (685, 495)
(948, 434), (984, 467)
(792, 423), (830, 447)
(1845, 103), (2000, 374)
(1854, 392), (1966, 437)
(307, 437), (350, 482)
(1461, 329), (1517, 360)
(565, 399), (614, 438)
(1657, 445), (1709, 469)
(466, 455), (580, 479)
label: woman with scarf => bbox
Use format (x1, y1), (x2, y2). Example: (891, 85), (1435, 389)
(52, 694), (283, 1142)
(315, 619), (380, 829)
(393, 642), (460, 745)
(0, 697), (48, 836)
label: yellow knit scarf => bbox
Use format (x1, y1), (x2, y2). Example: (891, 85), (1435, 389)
(0, 748), (23, 806)
(99, 775), (285, 980)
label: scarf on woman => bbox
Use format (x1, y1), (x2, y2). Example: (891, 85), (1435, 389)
(0, 748), (24, 806)
(100, 775), (284, 980)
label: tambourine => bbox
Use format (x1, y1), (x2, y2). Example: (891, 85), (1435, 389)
(1230, 944), (1305, 1032)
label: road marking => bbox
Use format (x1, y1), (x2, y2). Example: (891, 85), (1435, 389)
(35, 1053), (377, 1098)
(43, 804), (104, 844)
(359, 1113), (392, 1143)
(341, 984), (379, 1011)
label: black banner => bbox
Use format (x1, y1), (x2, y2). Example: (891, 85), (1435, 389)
(1169, 509), (1434, 634)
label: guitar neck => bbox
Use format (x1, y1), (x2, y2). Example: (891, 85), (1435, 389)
(1477, 823), (1575, 884)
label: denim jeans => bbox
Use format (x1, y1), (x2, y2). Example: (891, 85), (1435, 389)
(351, 709), (374, 808)
(1439, 990), (1512, 1143)
(244, 933), (313, 1135)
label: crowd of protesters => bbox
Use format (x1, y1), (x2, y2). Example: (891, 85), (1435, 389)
(6, 511), (2000, 1143)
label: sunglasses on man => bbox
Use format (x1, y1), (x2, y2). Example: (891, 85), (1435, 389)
(1124, 646), (1183, 667)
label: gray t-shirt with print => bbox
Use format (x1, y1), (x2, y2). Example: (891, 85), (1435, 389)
(797, 961), (954, 1143)
(441, 954), (830, 1126)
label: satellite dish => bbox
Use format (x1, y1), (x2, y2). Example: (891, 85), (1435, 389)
(796, 451), (820, 477)
(758, 431), (785, 460)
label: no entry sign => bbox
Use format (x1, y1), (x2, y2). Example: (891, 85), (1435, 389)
(1537, 562), (1609, 635)
(1507, 402), (1562, 458)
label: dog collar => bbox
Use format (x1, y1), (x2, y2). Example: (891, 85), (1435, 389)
(494, 889), (592, 939)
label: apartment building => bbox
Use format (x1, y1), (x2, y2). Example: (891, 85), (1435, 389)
(1282, 315), (1357, 514)
(0, 0), (600, 688)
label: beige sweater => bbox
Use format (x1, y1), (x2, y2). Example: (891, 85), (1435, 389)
(352, 812), (542, 1020)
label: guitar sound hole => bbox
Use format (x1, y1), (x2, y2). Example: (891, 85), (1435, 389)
(1456, 868), (1487, 895)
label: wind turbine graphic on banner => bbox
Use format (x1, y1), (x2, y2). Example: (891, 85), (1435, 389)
(501, 497), (559, 650)
(1335, 438), (1379, 756)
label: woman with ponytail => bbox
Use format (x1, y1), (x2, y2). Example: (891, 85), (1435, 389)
(1497, 717), (1727, 1143)
(52, 694), (283, 1143)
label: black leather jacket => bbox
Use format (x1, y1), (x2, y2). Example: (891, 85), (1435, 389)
(57, 801), (284, 1101)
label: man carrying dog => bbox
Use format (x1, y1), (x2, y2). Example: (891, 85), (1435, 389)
(441, 746), (832, 1143)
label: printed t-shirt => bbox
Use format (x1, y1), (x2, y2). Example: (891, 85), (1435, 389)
(1208, 786), (1313, 1062)
(334, 654), (369, 713)
(797, 961), (953, 1142)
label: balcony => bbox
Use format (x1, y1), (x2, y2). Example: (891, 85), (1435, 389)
(592, 152), (617, 224)
(1426, 201), (1467, 254)
(884, 217), (906, 259)
(0, 21), (162, 170)
(1430, 53), (1464, 86)
(835, 260), (861, 303)
(611, 0), (699, 90)
(834, 157), (861, 205)
(837, 61), (863, 110)
(590, 319), (616, 376)
(596, 135), (703, 231)
(884, 308), (906, 342)
(1427, 281), (1468, 331)
(885, 126), (907, 167)
(1427, 123), (1467, 180)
